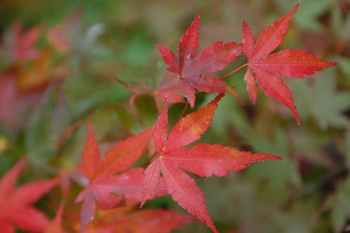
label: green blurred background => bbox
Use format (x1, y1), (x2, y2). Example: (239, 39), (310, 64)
(0, 0), (349, 232)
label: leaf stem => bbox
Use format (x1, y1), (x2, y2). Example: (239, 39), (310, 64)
(178, 102), (189, 120)
(219, 63), (248, 79)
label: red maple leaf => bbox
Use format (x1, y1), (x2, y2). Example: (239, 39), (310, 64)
(75, 123), (167, 232)
(0, 159), (58, 233)
(0, 21), (41, 63)
(241, 3), (337, 123)
(157, 14), (243, 107)
(141, 94), (282, 233)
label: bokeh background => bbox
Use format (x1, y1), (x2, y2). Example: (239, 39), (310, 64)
(0, 0), (349, 232)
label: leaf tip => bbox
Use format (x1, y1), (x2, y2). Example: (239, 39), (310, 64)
(139, 201), (146, 209)
(293, 2), (301, 12)
(87, 121), (93, 131)
(294, 113), (301, 125)
(225, 86), (244, 104)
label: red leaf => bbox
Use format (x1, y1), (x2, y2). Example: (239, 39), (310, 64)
(141, 94), (281, 232)
(157, 14), (243, 107)
(0, 159), (58, 233)
(241, 3), (337, 123)
(79, 122), (100, 182)
(160, 160), (212, 229)
(165, 144), (280, 177)
(94, 125), (155, 178)
(75, 123), (168, 231)
(44, 204), (65, 233)
(83, 206), (196, 233)
(1, 21), (41, 62)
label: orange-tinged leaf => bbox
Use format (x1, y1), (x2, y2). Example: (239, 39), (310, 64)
(82, 208), (196, 233)
(0, 159), (58, 233)
(44, 204), (65, 233)
(157, 14), (242, 107)
(241, 3), (337, 123)
(79, 122), (100, 182)
(115, 209), (197, 233)
(141, 94), (281, 232)
(94, 125), (154, 178)
(98, 200), (139, 221)
(164, 94), (222, 153)
(17, 49), (53, 91)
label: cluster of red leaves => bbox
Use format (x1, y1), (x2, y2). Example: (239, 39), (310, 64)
(75, 3), (336, 232)
(77, 94), (281, 233)
(156, 3), (336, 124)
(0, 2), (337, 233)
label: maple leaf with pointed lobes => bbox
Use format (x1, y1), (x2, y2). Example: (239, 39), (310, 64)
(0, 158), (58, 233)
(157, 14), (243, 108)
(241, 2), (337, 124)
(75, 123), (168, 232)
(0, 21), (41, 62)
(141, 94), (282, 233)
